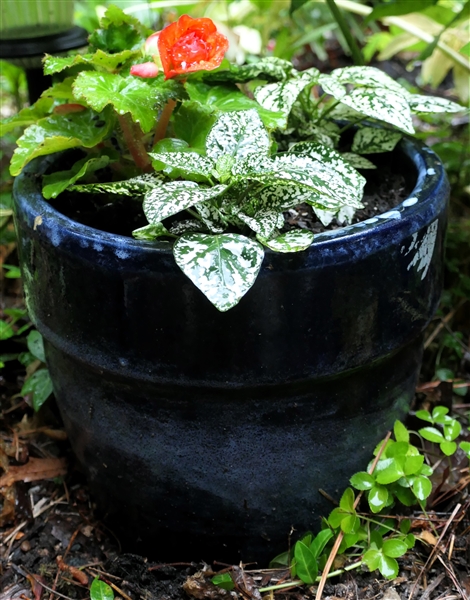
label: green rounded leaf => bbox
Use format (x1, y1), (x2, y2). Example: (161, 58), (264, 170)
(21, 369), (53, 412)
(211, 573), (235, 591)
(90, 578), (114, 600)
(393, 420), (410, 443)
(368, 485), (389, 513)
(27, 330), (46, 363)
(350, 471), (375, 491)
(339, 487), (355, 512)
(341, 515), (360, 534)
(378, 555), (399, 579)
(412, 475), (432, 501)
(419, 426), (445, 443)
(382, 538), (408, 558)
(440, 441), (457, 456)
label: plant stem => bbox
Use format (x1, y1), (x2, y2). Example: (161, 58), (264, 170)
(153, 99), (177, 145)
(324, 0), (364, 66)
(316, 100), (340, 124)
(118, 113), (152, 172)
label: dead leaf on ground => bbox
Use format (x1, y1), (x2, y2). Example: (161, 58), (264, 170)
(0, 456), (67, 488)
(183, 572), (234, 599)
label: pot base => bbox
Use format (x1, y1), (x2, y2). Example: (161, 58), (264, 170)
(47, 336), (422, 564)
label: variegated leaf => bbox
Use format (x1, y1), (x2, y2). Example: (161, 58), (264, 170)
(331, 66), (407, 94)
(237, 208), (281, 238)
(149, 152), (215, 183)
(173, 233), (265, 312)
(314, 204), (356, 227)
(205, 109), (270, 162)
(260, 230), (314, 253)
(143, 182), (228, 224)
(271, 155), (364, 209)
(351, 128), (402, 154)
(288, 142), (366, 199)
(257, 183), (314, 211)
(132, 222), (170, 240)
(341, 153), (377, 169)
(407, 94), (464, 114)
(195, 202), (227, 234)
(340, 88), (414, 134)
(318, 74), (347, 100)
(70, 173), (165, 195)
(168, 220), (207, 235)
(253, 70), (319, 125)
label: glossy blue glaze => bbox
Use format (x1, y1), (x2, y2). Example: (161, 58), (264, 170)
(13, 137), (448, 563)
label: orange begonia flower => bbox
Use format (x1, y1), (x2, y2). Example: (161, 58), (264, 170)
(157, 15), (228, 79)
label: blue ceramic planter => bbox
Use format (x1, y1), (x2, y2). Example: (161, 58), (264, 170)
(13, 138), (448, 563)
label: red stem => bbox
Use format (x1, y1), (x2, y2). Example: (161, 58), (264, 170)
(153, 99), (177, 146)
(118, 113), (152, 172)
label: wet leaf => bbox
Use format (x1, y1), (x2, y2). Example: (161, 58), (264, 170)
(0, 457), (67, 488)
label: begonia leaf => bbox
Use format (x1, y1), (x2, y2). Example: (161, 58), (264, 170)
(42, 154), (112, 199)
(73, 72), (178, 133)
(10, 109), (113, 176)
(88, 5), (149, 53)
(44, 49), (138, 75)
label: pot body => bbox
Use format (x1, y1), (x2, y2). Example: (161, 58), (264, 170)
(13, 139), (448, 563)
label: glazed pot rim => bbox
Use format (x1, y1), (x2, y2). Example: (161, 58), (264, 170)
(13, 136), (447, 255)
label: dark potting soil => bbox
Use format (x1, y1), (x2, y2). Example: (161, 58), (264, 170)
(47, 150), (414, 238)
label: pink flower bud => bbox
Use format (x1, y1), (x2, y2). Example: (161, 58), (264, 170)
(130, 62), (159, 78)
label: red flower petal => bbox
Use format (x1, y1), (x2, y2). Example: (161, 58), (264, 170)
(130, 62), (159, 78)
(157, 15), (228, 79)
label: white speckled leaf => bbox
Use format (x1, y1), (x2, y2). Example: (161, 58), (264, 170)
(351, 128), (402, 154)
(341, 153), (377, 169)
(314, 204), (356, 227)
(340, 88), (414, 134)
(132, 222), (169, 240)
(195, 202), (227, 233)
(289, 142), (366, 199)
(331, 66), (407, 94)
(149, 152), (215, 182)
(318, 74), (347, 100)
(253, 70), (319, 124)
(70, 173), (164, 195)
(271, 155), (364, 209)
(173, 233), (264, 311)
(407, 94), (463, 113)
(257, 183), (314, 210)
(260, 230), (314, 253)
(205, 109), (270, 162)
(143, 182), (228, 223)
(168, 219), (207, 235)
(237, 208), (281, 238)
